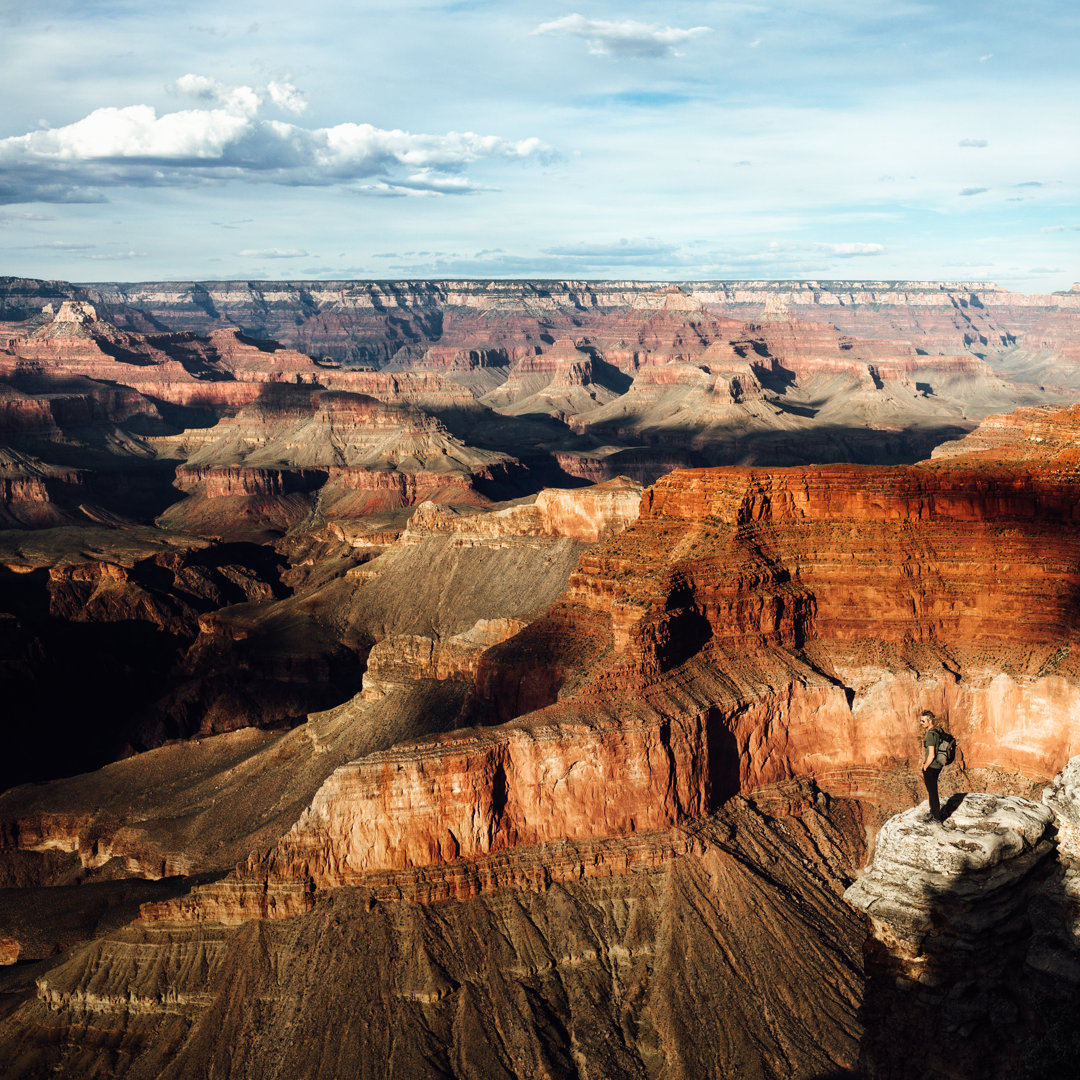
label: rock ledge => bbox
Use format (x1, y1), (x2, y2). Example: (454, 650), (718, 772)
(845, 794), (1055, 965)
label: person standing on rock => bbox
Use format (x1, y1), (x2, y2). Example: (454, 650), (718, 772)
(919, 710), (949, 822)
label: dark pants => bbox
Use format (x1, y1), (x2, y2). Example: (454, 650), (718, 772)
(924, 766), (942, 820)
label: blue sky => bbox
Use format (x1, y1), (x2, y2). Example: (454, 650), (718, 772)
(1, 0), (1077, 290)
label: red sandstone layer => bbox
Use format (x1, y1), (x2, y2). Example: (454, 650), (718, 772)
(140, 411), (1080, 923)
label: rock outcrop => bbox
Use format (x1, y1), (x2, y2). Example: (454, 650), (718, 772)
(0, 936), (18, 965)
(845, 796), (1057, 971)
(401, 476), (643, 544)
(845, 773), (1080, 1079)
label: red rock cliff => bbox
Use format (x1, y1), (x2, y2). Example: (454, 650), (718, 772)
(150, 411), (1080, 920)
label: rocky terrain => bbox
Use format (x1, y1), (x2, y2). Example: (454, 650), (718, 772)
(1, 279), (1080, 1077)
(4, 277), (1078, 368)
(4, 278), (1079, 483)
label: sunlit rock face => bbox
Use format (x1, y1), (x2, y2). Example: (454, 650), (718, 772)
(124, 409), (1080, 939)
(401, 476), (643, 545)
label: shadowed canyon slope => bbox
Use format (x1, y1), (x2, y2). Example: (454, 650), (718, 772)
(2, 280), (1080, 1078)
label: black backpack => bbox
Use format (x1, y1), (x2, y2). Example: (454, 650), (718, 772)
(934, 728), (957, 767)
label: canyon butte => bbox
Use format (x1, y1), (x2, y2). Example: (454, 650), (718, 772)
(1, 277), (1080, 1079)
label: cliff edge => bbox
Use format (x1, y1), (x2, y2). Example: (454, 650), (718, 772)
(845, 758), (1080, 1079)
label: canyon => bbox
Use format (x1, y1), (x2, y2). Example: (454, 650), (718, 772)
(0, 278), (1079, 1078)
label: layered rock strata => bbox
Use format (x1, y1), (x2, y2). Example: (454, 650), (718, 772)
(13, 277), (1073, 367)
(401, 476), (643, 545)
(131, 412), (1080, 931)
(8, 802), (867, 1080)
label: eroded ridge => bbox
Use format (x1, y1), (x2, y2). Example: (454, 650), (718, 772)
(141, 414), (1080, 929)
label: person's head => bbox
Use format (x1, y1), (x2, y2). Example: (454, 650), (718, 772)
(919, 709), (937, 729)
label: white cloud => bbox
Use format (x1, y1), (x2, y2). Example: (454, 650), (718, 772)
(266, 79), (307, 116)
(0, 78), (550, 204)
(88, 250), (147, 260)
(532, 14), (710, 58)
(174, 74), (261, 117)
(814, 242), (886, 257)
(0, 103), (253, 162)
(959, 186), (989, 196)
(238, 248), (310, 258)
(958, 138), (988, 148)
(317, 124), (545, 171)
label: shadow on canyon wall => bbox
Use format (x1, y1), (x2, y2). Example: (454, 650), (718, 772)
(0, 540), (374, 789)
(430, 403), (975, 481)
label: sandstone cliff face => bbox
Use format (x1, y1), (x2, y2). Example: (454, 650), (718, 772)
(359, 618), (528, 702)
(126, 413), (1080, 936)
(932, 402), (1080, 463)
(147, 385), (522, 538)
(33, 276), (1076, 367)
(402, 476), (642, 545)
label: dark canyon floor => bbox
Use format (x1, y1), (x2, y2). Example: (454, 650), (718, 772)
(1, 277), (1080, 1079)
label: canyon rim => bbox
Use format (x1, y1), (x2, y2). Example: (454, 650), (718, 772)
(0, 277), (1078, 1078)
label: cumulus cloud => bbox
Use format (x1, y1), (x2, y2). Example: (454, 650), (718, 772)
(267, 80), (307, 116)
(532, 14), (710, 58)
(174, 74), (261, 116)
(0, 78), (550, 204)
(958, 138), (988, 148)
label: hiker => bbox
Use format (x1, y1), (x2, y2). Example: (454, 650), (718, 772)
(919, 709), (953, 822)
